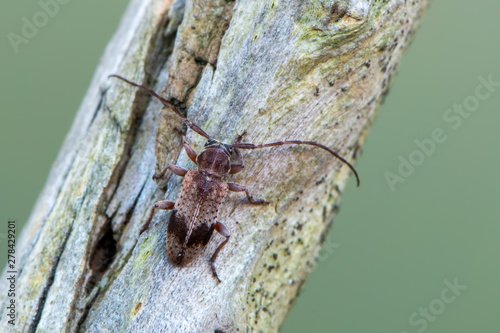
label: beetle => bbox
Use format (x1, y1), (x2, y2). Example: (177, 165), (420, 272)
(110, 74), (359, 282)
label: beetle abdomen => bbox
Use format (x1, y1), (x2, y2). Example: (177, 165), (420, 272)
(166, 171), (228, 266)
(167, 211), (216, 265)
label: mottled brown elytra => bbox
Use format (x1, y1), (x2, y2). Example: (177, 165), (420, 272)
(110, 74), (359, 283)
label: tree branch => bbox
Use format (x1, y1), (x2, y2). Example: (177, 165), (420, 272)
(0, 0), (429, 331)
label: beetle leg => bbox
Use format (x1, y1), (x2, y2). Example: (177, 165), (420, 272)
(153, 165), (188, 181)
(230, 131), (247, 174)
(141, 200), (175, 235)
(234, 130), (247, 143)
(229, 154), (244, 174)
(183, 136), (198, 164)
(227, 182), (269, 204)
(210, 221), (230, 283)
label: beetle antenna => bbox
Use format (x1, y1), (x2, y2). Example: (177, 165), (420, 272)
(109, 75), (211, 140)
(232, 140), (360, 187)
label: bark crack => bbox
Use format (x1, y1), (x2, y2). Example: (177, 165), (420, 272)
(70, 6), (184, 327)
(29, 223), (74, 333)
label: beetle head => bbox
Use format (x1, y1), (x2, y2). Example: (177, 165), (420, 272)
(197, 139), (233, 177)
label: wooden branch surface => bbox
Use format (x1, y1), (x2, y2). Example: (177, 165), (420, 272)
(0, 0), (429, 332)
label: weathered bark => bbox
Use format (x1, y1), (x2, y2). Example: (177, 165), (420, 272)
(0, 0), (429, 332)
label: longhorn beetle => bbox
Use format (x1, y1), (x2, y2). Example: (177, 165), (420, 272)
(110, 74), (359, 283)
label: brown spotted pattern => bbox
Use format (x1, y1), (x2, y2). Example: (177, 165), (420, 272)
(166, 170), (228, 265)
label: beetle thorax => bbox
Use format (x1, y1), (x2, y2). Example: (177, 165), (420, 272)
(196, 148), (231, 177)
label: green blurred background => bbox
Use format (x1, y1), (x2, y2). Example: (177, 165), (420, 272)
(1, 1), (498, 332)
